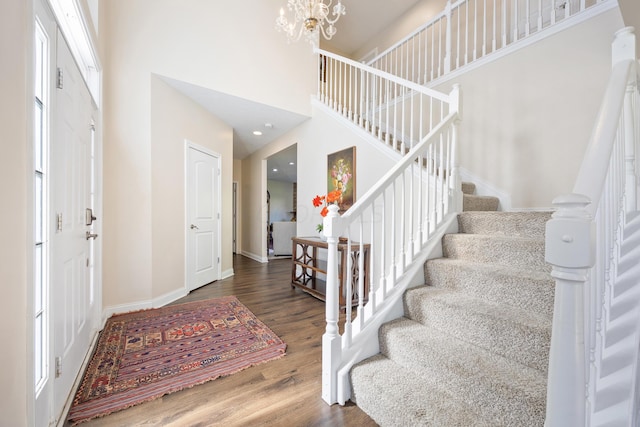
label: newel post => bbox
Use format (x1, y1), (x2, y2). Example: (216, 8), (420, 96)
(544, 194), (595, 427)
(322, 204), (342, 404)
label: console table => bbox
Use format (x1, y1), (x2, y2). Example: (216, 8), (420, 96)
(290, 236), (370, 307)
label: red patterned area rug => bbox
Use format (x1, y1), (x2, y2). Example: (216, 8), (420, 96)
(67, 296), (286, 425)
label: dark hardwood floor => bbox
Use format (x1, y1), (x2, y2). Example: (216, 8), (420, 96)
(76, 255), (378, 427)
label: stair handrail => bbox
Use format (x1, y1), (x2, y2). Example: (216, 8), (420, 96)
(365, 0), (616, 87)
(318, 57), (463, 404)
(544, 27), (639, 426)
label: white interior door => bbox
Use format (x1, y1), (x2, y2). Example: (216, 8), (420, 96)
(50, 29), (98, 420)
(186, 143), (221, 291)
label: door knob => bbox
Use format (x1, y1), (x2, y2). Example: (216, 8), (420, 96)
(190, 224), (199, 230)
(86, 231), (99, 240)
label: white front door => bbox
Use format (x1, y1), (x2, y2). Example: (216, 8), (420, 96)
(50, 29), (98, 420)
(186, 143), (221, 291)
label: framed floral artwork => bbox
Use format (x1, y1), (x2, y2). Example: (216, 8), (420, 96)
(327, 146), (356, 213)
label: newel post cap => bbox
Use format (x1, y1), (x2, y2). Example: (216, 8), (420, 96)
(322, 204), (342, 239)
(545, 193), (595, 269)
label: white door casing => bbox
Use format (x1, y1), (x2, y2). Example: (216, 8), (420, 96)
(186, 142), (221, 292)
(50, 28), (99, 421)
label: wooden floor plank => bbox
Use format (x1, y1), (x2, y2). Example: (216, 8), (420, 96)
(71, 255), (377, 426)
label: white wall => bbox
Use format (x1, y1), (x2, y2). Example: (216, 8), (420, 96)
(268, 180), (295, 223)
(100, 0), (317, 308)
(241, 103), (398, 259)
(0, 1), (31, 425)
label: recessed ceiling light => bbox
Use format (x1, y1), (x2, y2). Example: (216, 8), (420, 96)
(253, 130), (263, 136)
(272, 168), (278, 172)
(289, 162), (295, 165)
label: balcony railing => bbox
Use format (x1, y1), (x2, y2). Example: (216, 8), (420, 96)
(367, 0), (616, 86)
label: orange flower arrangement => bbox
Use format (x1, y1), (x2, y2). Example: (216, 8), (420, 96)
(313, 189), (342, 232)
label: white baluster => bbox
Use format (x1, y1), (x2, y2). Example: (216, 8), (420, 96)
(482, 0), (487, 56)
(513, 0), (519, 41)
(473, 0), (478, 60)
(492, 0), (497, 52)
(456, 4), (461, 69)
(450, 84), (463, 212)
(538, 0), (542, 31)
(444, 0), (452, 74)
(465, 1), (470, 64)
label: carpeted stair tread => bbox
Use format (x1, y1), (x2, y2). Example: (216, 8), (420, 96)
(350, 354), (494, 427)
(442, 233), (549, 272)
(424, 258), (555, 317)
(461, 181), (476, 195)
(458, 211), (552, 238)
(463, 193), (500, 211)
(379, 317), (547, 425)
(404, 287), (551, 372)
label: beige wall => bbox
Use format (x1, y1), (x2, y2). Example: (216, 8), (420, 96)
(150, 76), (233, 299)
(100, 0), (316, 308)
(0, 0), (30, 425)
(433, 8), (624, 208)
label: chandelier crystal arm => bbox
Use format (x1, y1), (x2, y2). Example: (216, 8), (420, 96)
(275, 0), (346, 44)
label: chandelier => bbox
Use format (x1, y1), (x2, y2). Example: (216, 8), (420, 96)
(276, 0), (346, 44)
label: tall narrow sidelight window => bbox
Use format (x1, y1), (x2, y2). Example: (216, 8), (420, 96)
(34, 19), (49, 395)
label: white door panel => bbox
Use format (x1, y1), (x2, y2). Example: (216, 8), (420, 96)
(50, 29), (97, 421)
(186, 144), (221, 291)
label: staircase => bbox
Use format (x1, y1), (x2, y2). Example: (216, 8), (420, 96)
(317, 4), (640, 423)
(350, 184), (553, 426)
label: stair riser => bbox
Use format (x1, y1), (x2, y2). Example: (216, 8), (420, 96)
(463, 194), (500, 211)
(404, 291), (550, 372)
(458, 212), (552, 238)
(379, 321), (546, 426)
(443, 234), (548, 271)
(424, 260), (555, 317)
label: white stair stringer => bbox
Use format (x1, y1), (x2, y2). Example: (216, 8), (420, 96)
(592, 212), (640, 427)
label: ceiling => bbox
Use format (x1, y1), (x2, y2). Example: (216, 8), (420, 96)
(267, 144), (298, 183)
(324, 0), (424, 57)
(166, 0), (423, 164)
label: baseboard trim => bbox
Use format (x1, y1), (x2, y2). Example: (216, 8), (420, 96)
(102, 288), (188, 324)
(241, 250), (268, 263)
(221, 268), (234, 279)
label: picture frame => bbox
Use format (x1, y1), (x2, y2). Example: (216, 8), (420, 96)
(327, 146), (356, 213)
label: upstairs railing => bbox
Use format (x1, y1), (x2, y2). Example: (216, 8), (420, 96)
(367, 0), (615, 86)
(544, 27), (640, 426)
(315, 49), (463, 405)
(317, 49), (453, 153)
